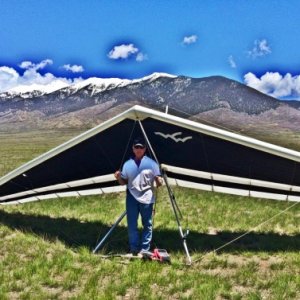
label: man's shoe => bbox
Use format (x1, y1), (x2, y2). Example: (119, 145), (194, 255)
(124, 250), (143, 259)
(139, 249), (153, 259)
(124, 252), (134, 258)
(127, 249), (139, 256)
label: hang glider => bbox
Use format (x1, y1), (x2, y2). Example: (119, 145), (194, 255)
(1, 105), (300, 205)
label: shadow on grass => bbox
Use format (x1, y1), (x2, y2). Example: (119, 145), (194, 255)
(0, 210), (299, 254)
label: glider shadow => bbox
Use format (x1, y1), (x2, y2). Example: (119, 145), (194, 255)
(0, 210), (299, 254)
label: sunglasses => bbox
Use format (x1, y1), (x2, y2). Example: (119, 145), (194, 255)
(134, 145), (145, 149)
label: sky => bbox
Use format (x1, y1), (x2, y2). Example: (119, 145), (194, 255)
(1, 0), (300, 99)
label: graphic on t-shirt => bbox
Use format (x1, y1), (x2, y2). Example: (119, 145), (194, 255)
(132, 169), (154, 191)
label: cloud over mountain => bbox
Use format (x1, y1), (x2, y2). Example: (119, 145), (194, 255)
(0, 59), (82, 93)
(0, 66), (19, 91)
(244, 72), (300, 99)
(19, 59), (53, 71)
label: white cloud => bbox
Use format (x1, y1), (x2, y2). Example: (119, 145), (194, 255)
(228, 55), (237, 68)
(19, 61), (34, 69)
(182, 35), (198, 45)
(136, 52), (148, 62)
(244, 72), (300, 98)
(0, 59), (82, 93)
(0, 66), (20, 91)
(108, 44), (139, 59)
(19, 59), (53, 71)
(247, 39), (271, 59)
(62, 64), (84, 73)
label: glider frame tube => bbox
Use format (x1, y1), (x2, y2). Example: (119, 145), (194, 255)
(93, 210), (127, 253)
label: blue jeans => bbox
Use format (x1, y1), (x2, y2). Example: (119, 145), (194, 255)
(126, 191), (153, 252)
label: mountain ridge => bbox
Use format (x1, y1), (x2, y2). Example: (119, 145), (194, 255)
(1, 73), (300, 150)
(0, 72), (177, 99)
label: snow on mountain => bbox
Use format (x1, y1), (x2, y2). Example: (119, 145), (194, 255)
(0, 81), (71, 99)
(0, 72), (177, 99)
(137, 72), (177, 82)
(66, 72), (177, 94)
(63, 77), (133, 96)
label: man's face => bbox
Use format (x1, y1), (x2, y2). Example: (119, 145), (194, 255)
(133, 145), (146, 159)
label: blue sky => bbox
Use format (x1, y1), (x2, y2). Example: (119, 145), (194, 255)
(1, 0), (300, 99)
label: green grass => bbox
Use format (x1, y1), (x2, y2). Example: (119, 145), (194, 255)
(0, 130), (300, 299)
(0, 128), (84, 176)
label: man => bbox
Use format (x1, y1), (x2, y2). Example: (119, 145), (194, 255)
(114, 137), (162, 255)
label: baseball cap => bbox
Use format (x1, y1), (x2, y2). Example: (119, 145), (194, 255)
(133, 137), (146, 147)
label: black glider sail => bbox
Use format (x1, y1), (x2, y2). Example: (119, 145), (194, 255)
(1, 105), (300, 205)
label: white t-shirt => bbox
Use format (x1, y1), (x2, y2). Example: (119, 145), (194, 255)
(121, 156), (160, 204)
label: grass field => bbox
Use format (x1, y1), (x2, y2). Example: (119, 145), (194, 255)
(0, 130), (299, 299)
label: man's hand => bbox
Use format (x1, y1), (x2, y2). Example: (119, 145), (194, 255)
(155, 176), (163, 187)
(114, 170), (127, 185)
(114, 170), (121, 180)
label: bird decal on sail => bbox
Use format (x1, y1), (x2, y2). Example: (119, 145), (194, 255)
(154, 131), (193, 143)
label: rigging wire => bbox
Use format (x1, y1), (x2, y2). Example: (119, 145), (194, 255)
(3, 107), (300, 261)
(137, 119), (184, 219)
(169, 104), (300, 259)
(93, 122), (138, 250)
(136, 119), (183, 219)
(167, 105), (250, 135)
(5, 120), (138, 203)
(145, 105), (300, 264)
(138, 119), (192, 264)
(118, 120), (137, 170)
(193, 200), (300, 263)
(6, 121), (138, 250)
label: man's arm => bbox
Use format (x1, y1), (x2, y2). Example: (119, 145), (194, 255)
(114, 170), (128, 185)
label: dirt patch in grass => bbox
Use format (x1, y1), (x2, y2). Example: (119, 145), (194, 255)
(117, 287), (139, 300)
(195, 253), (285, 279)
(231, 285), (254, 297)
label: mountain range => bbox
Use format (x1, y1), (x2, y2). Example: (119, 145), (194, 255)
(1, 73), (300, 149)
